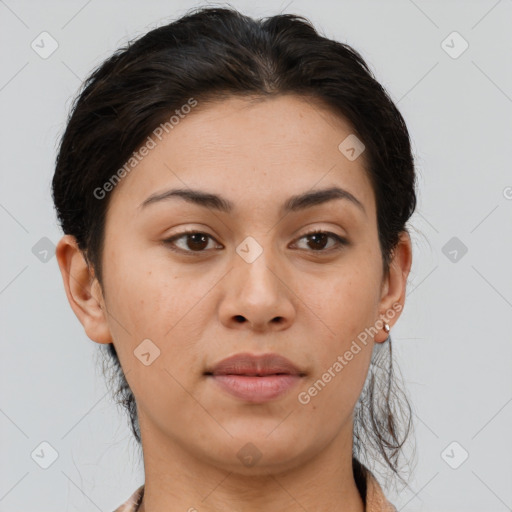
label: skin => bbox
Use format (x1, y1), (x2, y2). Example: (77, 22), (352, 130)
(56, 94), (412, 512)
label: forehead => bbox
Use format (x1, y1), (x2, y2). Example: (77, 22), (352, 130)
(108, 94), (375, 217)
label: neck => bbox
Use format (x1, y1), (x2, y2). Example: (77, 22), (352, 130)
(136, 413), (365, 512)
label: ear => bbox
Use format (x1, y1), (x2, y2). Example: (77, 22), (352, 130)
(55, 235), (112, 344)
(374, 231), (413, 343)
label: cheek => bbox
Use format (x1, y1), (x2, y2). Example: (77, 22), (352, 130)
(299, 271), (377, 419)
(102, 249), (220, 377)
(310, 266), (380, 343)
(105, 259), (200, 340)
(101, 255), (210, 414)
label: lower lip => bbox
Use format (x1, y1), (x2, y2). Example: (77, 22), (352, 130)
(208, 374), (302, 403)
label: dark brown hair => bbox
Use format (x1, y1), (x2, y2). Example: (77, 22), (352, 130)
(52, 6), (416, 489)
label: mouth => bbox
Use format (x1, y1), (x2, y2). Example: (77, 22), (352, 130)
(204, 371), (302, 377)
(204, 352), (306, 403)
(205, 352), (305, 376)
(205, 373), (303, 403)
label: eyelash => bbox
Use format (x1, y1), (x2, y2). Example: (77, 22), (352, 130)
(162, 228), (348, 256)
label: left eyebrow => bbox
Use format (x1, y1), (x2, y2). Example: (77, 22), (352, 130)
(139, 186), (366, 216)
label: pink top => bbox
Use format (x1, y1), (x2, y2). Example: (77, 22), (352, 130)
(113, 467), (397, 512)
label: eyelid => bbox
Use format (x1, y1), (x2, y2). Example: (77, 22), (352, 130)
(291, 229), (348, 252)
(162, 228), (348, 255)
(163, 228), (222, 255)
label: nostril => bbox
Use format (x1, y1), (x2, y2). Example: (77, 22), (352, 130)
(234, 315), (245, 323)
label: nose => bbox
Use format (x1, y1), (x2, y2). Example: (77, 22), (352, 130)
(218, 245), (296, 333)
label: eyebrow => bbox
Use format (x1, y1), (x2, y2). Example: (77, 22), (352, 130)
(140, 185), (366, 216)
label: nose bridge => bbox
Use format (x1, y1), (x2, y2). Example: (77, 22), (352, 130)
(217, 230), (297, 331)
(234, 233), (280, 293)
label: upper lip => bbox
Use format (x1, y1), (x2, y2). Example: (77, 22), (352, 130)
(205, 352), (306, 376)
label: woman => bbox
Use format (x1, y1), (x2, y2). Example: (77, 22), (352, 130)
(52, 6), (416, 511)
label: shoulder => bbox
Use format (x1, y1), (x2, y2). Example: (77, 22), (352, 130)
(112, 484), (144, 512)
(364, 469), (398, 512)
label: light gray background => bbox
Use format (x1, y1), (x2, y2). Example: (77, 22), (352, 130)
(1, 0), (511, 510)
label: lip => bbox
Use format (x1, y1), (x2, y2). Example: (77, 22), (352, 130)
(206, 352), (305, 376)
(205, 352), (306, 403)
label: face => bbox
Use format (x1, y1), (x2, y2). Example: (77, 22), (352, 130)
(59, 94), (411, 475)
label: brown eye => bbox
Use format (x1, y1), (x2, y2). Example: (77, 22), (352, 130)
(163, 230), (221, 254)
(294, 230), (348, 252)
(163, 229), (347, 256)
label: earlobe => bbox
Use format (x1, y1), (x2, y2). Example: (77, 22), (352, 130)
(55, 235), (113, 344)
(375, 231), (413, 343)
